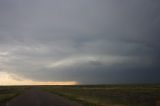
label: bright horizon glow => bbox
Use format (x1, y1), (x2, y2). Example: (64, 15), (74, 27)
(0, 72), (78, 85)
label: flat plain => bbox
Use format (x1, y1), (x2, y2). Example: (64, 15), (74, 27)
(0, 85), (160, 106)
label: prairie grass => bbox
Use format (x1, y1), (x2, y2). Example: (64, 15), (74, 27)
(0, 86), (28, 105)
(42, 85), (160, 106)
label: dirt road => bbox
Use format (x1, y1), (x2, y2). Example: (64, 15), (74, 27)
(6, 88), (82, 106)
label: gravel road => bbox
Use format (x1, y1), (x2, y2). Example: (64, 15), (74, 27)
(6, 88), (82, 106)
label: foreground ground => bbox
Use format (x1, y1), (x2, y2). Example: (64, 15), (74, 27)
(42, 85), (160, 106)
(1, 85), (160, 106)
(0, 86), (26, 106)
(6, 88), (81, 106)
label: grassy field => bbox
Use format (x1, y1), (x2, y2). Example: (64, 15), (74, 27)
(1, 85), (160, 106)
(42, 85), (160, 106)
(0, 86), (28, 105)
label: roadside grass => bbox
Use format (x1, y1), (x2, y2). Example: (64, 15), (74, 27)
(0, 93), (18, 104)
(0, 86), (29, 105)
(42, 85), (160, 106)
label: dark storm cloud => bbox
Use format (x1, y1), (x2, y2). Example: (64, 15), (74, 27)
(0, 0), (160, 84)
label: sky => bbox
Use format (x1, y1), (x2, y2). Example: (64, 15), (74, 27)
(0, 0), (160, 85)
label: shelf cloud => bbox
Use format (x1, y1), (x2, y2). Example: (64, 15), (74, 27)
(0, 0), (160, 84)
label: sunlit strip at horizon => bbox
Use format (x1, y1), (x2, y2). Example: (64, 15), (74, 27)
(0, 72), (78, 85)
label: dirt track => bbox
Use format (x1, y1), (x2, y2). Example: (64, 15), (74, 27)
(6, 88), (82, 106)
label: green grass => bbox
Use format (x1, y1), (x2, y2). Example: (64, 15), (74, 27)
(0, 93), (17, 103)
(0, 86), (29, 105)
(41, 85), (160, 106)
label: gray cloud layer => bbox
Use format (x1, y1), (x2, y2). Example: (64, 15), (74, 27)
(0, 0), (160, 84)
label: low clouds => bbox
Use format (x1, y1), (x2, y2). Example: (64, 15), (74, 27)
(0, 72), (77, 85)
(0, 0), (160, 84)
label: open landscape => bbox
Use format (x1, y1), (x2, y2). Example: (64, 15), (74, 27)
(0, 85), (160, 106)
(0, 0), (160, 106)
